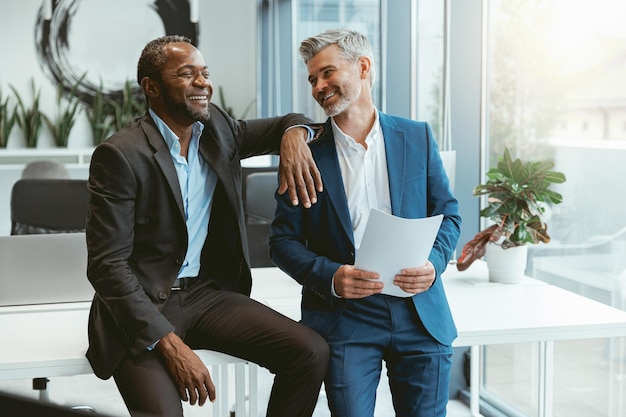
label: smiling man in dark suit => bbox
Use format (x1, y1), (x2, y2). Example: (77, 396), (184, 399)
(85, 35), (328, 417)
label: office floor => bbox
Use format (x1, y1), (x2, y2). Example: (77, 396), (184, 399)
(0, 368), (472, 417)
(2, 339), (623, 417)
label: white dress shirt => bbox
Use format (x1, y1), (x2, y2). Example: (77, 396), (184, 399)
(331, 110), (392, 251)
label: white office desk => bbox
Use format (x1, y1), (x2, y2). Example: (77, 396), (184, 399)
(0, 303), (94, 380)
(442, 261), (626, 417)
(0, 302), (257, 417)
(250, 263), (626, 417)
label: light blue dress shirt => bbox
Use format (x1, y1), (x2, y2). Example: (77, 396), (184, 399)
(149, 109), (218, 279)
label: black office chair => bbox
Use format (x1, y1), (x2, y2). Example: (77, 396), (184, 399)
(242, 167), (278, 267)
(10, 179), (88, 235)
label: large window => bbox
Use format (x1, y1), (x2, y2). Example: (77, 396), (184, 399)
(483, 0), (626, 415)
(259, 0), (447, 132)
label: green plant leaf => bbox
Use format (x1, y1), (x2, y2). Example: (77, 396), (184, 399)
(0, 87), (17, 148)
(45, 74), (85, 147)
(10, 79), (44, 148)
(457, 146), (567, 270)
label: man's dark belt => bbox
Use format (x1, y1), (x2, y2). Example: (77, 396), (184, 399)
(171, 277), (199, 291)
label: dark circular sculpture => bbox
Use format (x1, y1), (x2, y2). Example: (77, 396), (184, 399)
(34, 0), (198, 107)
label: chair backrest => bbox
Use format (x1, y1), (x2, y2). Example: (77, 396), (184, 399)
(21, 159), (71, 179)
(242, 167), (278, 267)
(10, 179), (88, 235)
(244, 168), (279, 224)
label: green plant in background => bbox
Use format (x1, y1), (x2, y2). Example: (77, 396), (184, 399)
(109, 80), (146, 131)
(10, 79), (45, 148)
(43, 75), (85, 147)
(456, 147), (566, 270)
(0, 86), (17, 148)
(86, 81), (115, 146)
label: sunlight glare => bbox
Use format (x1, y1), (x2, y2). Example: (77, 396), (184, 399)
(546, 0), (626, 75)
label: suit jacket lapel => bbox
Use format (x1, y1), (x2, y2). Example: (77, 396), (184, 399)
(311, 120), (355, 244)
(198, 127), (240, 211)
(140, 116), (186, 220)
(379, 112), (406, 216)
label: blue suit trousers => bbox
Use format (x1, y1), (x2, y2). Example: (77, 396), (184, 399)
(324, 294), (452, 417)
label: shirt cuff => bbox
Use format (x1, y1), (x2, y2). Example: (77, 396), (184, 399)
(285, 124), (315, 143)
(331, 274), (342, 298)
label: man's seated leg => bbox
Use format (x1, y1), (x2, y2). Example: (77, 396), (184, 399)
(184, 287), (329, 417)
(113, 350), (184, 417)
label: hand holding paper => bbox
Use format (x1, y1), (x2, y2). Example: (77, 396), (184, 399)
(354, 209), (443, 298)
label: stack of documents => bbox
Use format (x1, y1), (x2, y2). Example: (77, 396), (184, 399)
(355, 209), (443, 297)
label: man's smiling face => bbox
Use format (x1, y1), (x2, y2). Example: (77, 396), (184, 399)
(306, 44), (363, 117)
(159, 42), (213, 123)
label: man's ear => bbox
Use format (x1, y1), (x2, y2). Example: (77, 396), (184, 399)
(358, 56), (372, 80)
(140, 77), (160, 98)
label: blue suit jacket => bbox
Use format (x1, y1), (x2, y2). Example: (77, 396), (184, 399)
(270, 112), (461, 346)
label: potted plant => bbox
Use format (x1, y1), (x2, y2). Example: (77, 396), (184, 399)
(10, 79), (45, 148)
(43, 75), (85, 147)
(109, 79), (146, 131)
(456, 147), (566, 283)
(85, 81), (115, 146)
(0, 86), (17, 148)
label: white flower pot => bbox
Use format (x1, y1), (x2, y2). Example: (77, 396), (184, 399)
(485, 243), (528, 284)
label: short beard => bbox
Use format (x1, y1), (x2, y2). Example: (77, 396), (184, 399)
(171, 101), (211, 124)
(323, 98), (350, 117)
(320, 82), (359, 117)
(161, 87), (211, 123)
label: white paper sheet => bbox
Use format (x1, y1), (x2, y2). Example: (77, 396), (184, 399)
(354, 209), (443, 297)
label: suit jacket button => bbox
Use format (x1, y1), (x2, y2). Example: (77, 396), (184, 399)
(175, 258), (183, 265)
(158, 291), (168, 301)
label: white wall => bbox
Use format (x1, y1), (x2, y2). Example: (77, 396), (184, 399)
(0, 0), (257, 235)
(0, 0), (258, 150)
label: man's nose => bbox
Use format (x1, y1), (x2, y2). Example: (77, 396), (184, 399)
(313, 79), (327, 94)
(194, 75), (211, 88)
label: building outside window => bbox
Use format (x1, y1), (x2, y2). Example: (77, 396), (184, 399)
(483, 1), (626, 416)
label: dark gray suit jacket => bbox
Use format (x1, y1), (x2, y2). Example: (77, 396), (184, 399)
(85, 104), (308, 379)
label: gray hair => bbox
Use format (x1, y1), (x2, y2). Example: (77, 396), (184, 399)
(299, 29), (375, 86)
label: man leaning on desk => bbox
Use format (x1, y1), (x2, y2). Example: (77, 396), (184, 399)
(84, 35), (329, 417)
(269, 29), (462, 417)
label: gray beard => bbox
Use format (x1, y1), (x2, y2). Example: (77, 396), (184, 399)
(323, 97), (350, 117)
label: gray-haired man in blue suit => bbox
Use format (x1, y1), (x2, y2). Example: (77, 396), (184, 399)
(270, 29), (461, 417)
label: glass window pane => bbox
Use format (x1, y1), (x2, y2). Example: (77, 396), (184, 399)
(416, 0), (445, 140)
(483, 344), (539, 417)
(485, 0), (626, 415)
